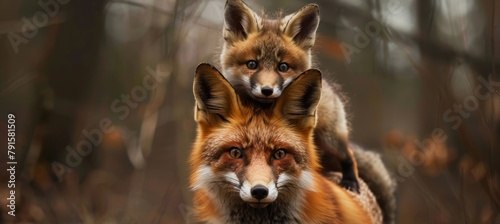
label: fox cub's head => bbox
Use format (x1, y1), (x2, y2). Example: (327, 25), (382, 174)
(220, 0), (320, 102)
(190, 63), (322, 208)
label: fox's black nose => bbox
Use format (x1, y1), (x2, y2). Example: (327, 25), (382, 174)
(251, 185), (268, 200)
(261, 87), (273, 97)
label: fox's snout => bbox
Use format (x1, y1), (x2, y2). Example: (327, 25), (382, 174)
(250, 70), (289, 100)
(237, 158), (279, 206)
(251, 84), (281, 99)
(239, 179), (278, 207)
(250, 185), (268, 200)
(259, 86), (274, 97)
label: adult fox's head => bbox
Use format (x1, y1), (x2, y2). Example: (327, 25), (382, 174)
(190, 63), (322, 209)
(220, 0), (320, 102)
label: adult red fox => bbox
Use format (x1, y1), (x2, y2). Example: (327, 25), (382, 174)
(189, 63), (383, 224)
(218, 0), (360, 192)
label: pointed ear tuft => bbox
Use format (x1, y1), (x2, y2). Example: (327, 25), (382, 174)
(283, 4), (320, 49)
(193, 63), (238, 125)
(223, 0), (260, 43)
(276, 69), (322, 129)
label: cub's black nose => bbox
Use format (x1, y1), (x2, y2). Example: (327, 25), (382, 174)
(251, 185), (268, 200)
(261, 87), (273, 97)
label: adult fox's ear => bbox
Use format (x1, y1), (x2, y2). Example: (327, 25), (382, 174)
(223, 0), (260, 44)
(275, 69), (322, 130)
(282, 4), (320, 49)
(193, 63), (239, 126)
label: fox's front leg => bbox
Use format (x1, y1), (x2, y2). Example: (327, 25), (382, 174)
(337, 141), (359, 192)
(314, 130), (360, 192)
(315, 81), (360, 192)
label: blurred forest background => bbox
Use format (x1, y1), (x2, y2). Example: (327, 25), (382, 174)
(0, 0), (499, 223)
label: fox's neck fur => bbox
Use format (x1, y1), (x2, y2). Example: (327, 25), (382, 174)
(209, 188), (307, 223)
(199, 172), (348, 224)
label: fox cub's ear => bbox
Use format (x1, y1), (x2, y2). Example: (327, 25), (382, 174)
(282, 4), (320, 49)
(223, 0), (260, 43)
(276, 69), (322, 130)
(193, 63), (238, 125)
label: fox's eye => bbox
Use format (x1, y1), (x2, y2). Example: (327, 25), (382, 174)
(273, 149), (286, 160)
(229, 147), (243, 158)
(246, 60), (258, 70)
(278, 63), (289, 72)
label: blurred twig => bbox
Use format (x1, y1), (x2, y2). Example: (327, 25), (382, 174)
(107, 0), (219, 30)
(321, 0), (500, 75)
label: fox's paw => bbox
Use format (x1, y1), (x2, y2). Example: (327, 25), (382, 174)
(340, 179), (360, 193)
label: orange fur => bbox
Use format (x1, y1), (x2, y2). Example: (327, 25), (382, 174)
(219, 0), (361, 193)
(189, 64), (375, 224)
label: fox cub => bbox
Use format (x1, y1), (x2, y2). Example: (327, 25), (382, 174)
(190, 63), (382, 224)
(219, 0), (360, 191)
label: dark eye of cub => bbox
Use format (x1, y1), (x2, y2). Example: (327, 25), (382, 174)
(273, 149), (286, 160)
(278, 63), (289, 72)
(229, 147), (243, 158)
(246, 60), (258, 70)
